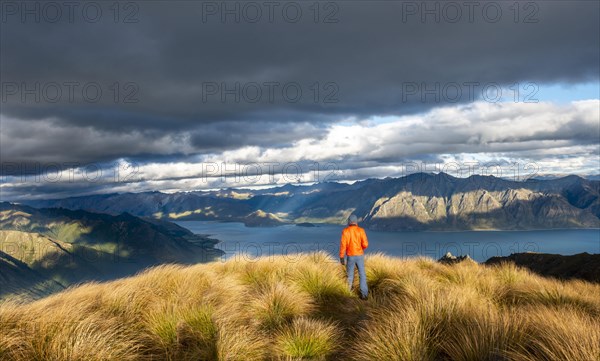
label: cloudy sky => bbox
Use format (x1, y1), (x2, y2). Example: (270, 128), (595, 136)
(1, 1), (599, 200)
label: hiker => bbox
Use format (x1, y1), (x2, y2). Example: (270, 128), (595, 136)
(339, 214), (369, 300)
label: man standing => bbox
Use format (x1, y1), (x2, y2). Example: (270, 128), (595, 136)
(339, 214), (369, 300)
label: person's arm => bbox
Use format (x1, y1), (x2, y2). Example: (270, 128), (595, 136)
(339, 230), (347, 264)
(361, 228), (369, 250)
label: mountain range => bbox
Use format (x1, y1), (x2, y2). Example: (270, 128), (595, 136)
(25, 173), (600, 231)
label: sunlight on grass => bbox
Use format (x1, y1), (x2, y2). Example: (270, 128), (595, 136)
(275, 317), (340, 360)
(1, 252), (598, 360)
(251, 282), (313, 331)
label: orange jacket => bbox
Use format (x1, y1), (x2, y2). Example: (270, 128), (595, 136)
(339, 224), (369, 258)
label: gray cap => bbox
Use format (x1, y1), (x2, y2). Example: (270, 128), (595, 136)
(348, 214), (358, 225)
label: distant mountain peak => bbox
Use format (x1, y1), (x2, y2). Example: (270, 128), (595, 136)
(21, 173), (600, 231)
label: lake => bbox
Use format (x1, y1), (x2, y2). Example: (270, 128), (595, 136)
(176, 221), (600, 262)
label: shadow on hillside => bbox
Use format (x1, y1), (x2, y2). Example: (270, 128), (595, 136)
(0, 250), (65, 300)
(486, 252), (600, 283)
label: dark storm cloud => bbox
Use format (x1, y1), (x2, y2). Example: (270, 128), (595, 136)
(189, 121), (327, 150)
(1, 0), (599, 172)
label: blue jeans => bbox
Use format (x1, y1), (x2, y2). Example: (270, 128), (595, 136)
(346, 255), (368, 297)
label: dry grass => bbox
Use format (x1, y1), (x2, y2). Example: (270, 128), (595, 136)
(250, 282), (313, 331)
(275, 317), (341, 360)
(1, 251), (599, 361)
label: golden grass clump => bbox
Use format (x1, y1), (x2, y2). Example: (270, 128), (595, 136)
(506, 306), (600, 361)
(250, 282), (313, 331)
(215, 320), (268, 361)
(275, 317), (341, 360)
(349, 307), (433, 361)
(290, 257), (350, 303)
(1, 251), (599, 360)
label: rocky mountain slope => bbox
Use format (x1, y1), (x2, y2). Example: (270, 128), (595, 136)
(26, 173), (600, 231)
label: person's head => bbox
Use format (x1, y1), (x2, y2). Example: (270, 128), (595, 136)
(348, 214), (358, 225)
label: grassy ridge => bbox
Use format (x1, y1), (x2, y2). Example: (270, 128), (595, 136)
(1, 252), (599, 361)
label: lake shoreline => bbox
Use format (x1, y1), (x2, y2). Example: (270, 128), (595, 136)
(177, 221), (600, 263)
(178, 219), (600, 233)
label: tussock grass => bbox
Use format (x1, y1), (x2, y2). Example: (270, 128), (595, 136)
(1, 251), (599, 360)
(291, 263), (349, 302)
(275, 317), (340, 360)
(349, 307), (433, 361)
(215, 320), (268, 361)
(506, 306), (600, 361)
(251, 282), (313, 331)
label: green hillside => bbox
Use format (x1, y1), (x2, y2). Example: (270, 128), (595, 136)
(0, 202), (223, 299)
